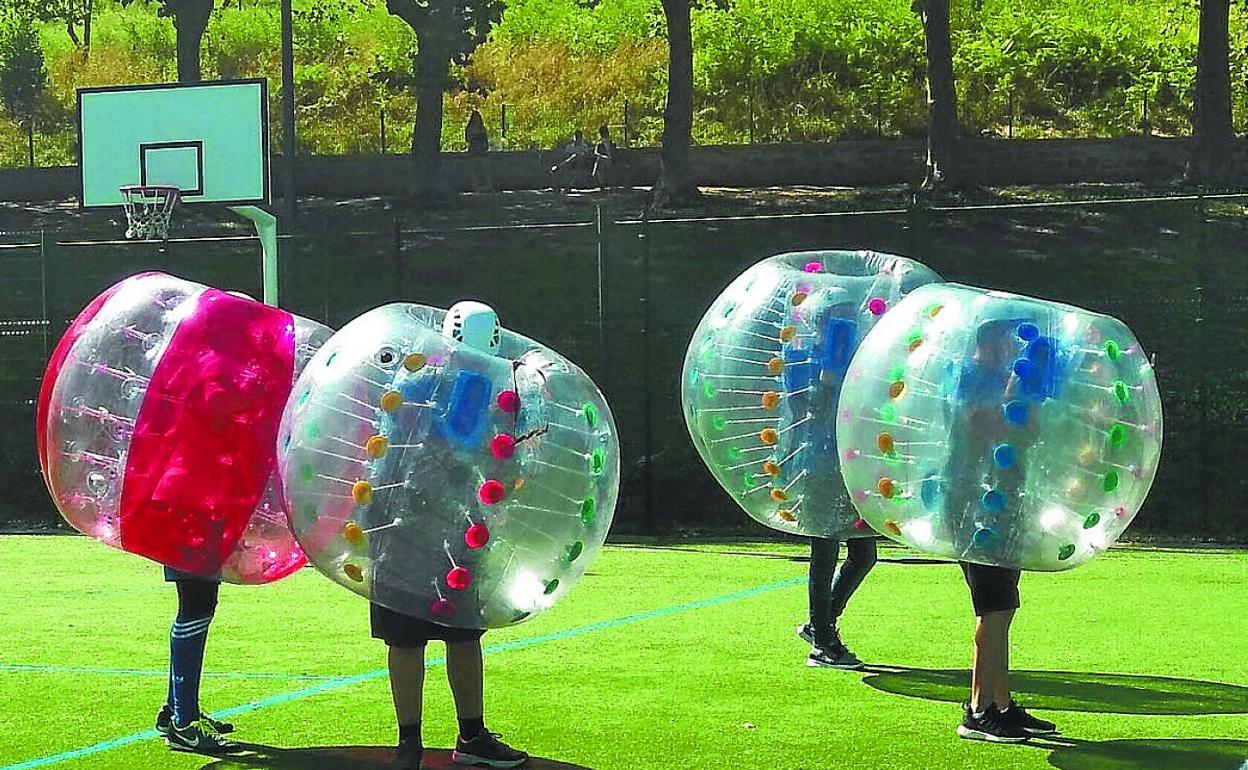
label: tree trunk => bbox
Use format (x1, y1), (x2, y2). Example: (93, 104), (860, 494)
(1188, 0), (1236, 186)
(653, 0), (699, 208)
(410, 30), (452, 199)
(84, 0), (93, 58)
(916, 0), (959, 190)
(172, 0), (213, 83)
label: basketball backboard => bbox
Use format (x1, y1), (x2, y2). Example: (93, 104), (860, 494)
(77, 79), (270, 208)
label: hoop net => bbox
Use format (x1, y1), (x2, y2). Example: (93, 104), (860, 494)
(119, 185), (180, 241)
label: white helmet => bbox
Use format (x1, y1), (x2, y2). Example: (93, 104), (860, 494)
(443, 300), (501, 354)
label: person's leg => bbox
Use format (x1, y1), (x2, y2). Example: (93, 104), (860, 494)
(388, 645), (426, 730)
(827, 537), (879, 625)
(806, 537), (836, 644)
(445, 639), (484, 740)
(969, 609), (1014, 712)
(169, 579), (219, 727)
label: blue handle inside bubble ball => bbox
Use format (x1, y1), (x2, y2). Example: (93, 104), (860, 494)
(435, 369), (494, 447)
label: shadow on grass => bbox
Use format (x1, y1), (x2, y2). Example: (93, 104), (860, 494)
(1036, 737), (1248, 770)
(199, 744), (592, 769)
(861, 666), (1248, 715)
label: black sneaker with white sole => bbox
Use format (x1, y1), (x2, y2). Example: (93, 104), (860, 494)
(796, 623), (816, 645)
(452, 731), (529, 768)
(1002, 701), (1058, 735)
(395, 738), (422, 770)
(806, 644), (864, 670)
(156, 704), (234, 736)
(956, 703), (1029, 743)
(166, 718), (238, 754)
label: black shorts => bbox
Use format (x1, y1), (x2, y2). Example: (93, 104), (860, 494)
(163, 566), (221, 584)
(369, 603), (485, 648)
(960, 562), (1022, 616)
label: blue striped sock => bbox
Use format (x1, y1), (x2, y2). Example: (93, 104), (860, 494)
(169, 614), (213, 727)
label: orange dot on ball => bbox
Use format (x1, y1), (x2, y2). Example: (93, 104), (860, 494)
(877, 477), (896, 498)
(884, 519), (902, 536)
(888, 380), (907, 400)
(791, 293), (807, 306)
(343, 563), (364, 582)
(767, 357), (785, 375)
(760, 428), (779, 445)
(762, 460), (780, 477)
(403, 353), (427, 372)
(380, 391), (403, 413)
(770, 488), (788, 502)
(777, 509), (797, 522)
(351, 480), (373, 505)
(343, 522), (364, 545)
(780, 325), (797, 343)
(365, 435), (389, 458)
(761, 391), (780, 410)
(876, 432), (896, 454)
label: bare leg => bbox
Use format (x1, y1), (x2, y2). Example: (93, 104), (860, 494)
(388, 645), (425, 727)
(446, 639), (484, 726)
(970, 609), (1014, 711)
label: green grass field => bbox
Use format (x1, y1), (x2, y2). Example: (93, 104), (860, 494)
(1, 536), (1245, 770)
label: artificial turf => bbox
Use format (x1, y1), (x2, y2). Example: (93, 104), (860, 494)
(0, 535), (1245, 770)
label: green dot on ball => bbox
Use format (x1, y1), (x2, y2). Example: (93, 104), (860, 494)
(879, 404), (897, 422)
(1058, 544), (1076, 561)
(888, 363), (906, 381)
(711, 415), (727, 432)
(1113, 380), (1130, 404)
(1102, 471), (1120, 493)
(1109, 423), (1128, 448)
(582, 402), (598, 428)
(589, 448), (606, 475)
(1083, 512), (1101, 529)
(300, 464), (316, 483)
(565, 541), (584, 562)
(543, 578), (560, 595)
(579, 497), (596, 525)
(725, 446), (742, 462)
(702, 381), (717, 400)
(1105, 340), (1121, 361)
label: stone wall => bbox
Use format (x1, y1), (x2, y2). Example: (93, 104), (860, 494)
(2, 137), (1246, 202)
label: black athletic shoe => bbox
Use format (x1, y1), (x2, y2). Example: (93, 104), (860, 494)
(156, 704), (234, 736)
(796, 623), (816, 645)
(395, 738), (422, 770)
(452, 731), (529, 768)
(807, 644), (864, 670)
(956, 703), (1028, 743)
(1002, 701), (1058, 735)
(166, 718), (238, 753)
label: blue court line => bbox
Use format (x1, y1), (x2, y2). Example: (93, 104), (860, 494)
(0, 664), (338, 681)
(2, 576), (803, 770)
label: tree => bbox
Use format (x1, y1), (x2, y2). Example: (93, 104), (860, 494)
(653, 0), (699, 208)
(0, 13), (47, 167)
(14, 0), (92, 52)
(385, 0), (503, 199)
(122, 0), (214, 82)
(914, 0), (959, 190)
(1187, 0), (1236, 186)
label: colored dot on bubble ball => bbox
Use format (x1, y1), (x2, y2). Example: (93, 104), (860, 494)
(711, 415), (727, 432)
(491, 434), (516, 460)
(884, 519), (902, 536)
(702, 380), (716, 400)
(791, 292), (808, 307)
(403, 353), (427, 372)
(993, 443), (1017, 469)
(1013, 358), (1036, 379)
(767, 357), (785, 375)
(777, 509), (796, 522)
(447, 566), (473, 591)
(877, 433), (896, 454)
(343, 563), (363, 582)
(380, 391), (402, 413)
(908, 333), (924, 353)
(762, 460), (780, 477)
(843, 449), (860, 462)
(927, 304), (944, 318)
(981, 489), (1006, 513)
(803, 261), (823, 273)
(1003, 401), (1029, 426)
(877, 477), (896, 498)
(1058, 544), (1076, 561)
(589, 448), (607, 475)
(742, 472), (757, 489)
(760, 428), (778, 445)
(431, 598), (456, 617)
(867, 297), (888, 316)
(888, 380), (907, 400)
(465, 523), (490, 549)
(366, 435), (389, 459)
(544, 579), (560, 595)
(725, 446), (742, 462)
(1084, 513), (1101, 529)
(879, 404), (897, 422)
(580, 497), (597, 525)
(780, 325), (797, 343)
(761, 391), (780, 410)
(1113, 380), (1131, 404)
(888, 364), (906, 381)
(351, 480), (373, 505)
(514, 478), (526, 491)
(300, 463), (317, 483)
(1017, 322), (1040, 341)
(972, 527), (995, 548)
(497, 390), (520, 413)
(770, 488), (788, 502)
(566, 541), (584, 562)
(478, 480), (506, 505)
(854, 519), (869, 530)
(1109, 423), (1128, 448)
(343, 522), (365, 546)
(1102, 471), (1120, 493)
(582, 402), (598, 428)
(1105, 340), (1122, 361)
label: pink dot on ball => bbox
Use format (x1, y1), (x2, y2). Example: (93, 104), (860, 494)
(854, 519), (869, 530)
(843, 449), (859, 461)
(431, 598), (456, 617)
(854, 491), (868, 503)
(465, 523), (490, 549)
(840, 409), (852, 421)
(867, 297), (888, 316)
(491, 433), (516, 460)
(478, 479), (506, 505)
(797, 283), (813, 295)
(1115, 506), (1128, 518)
(803, 261), (823, 273)
(497, 390), (520, 413)
(447, 566), (473, 590)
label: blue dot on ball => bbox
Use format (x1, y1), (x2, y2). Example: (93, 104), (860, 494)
(981, 489), (1007, 512)
(1026, 337), (1052, 363)
(1016, 322), (1040, 341)
(972, 527), (996, 547)
(1012, 357), (1036, 379)
(993, 443), (1016, 469)
(1003, 400), (1028, 425)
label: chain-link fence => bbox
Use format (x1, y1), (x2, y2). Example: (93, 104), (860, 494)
(3, 194), (1246, 539)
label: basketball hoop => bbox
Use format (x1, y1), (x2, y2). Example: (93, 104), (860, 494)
(119, 184), (181, 241)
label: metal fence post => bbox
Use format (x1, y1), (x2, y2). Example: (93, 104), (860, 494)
(595, 204), (610, 382)
(623, 100), (630, 148)
(380, 106), (387, 154)
(501, 102), (508, 144)
(640, 210), (654, 530)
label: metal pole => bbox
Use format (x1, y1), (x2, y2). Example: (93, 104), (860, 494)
(623, 100), (630, 148)
(1008, 91), (1014, 138)
(501, 102), (508, 144)
(380, 106), (387, 154)
(595, 204), (609, 380)
(640, 211), (654, 529)
(280, 0), (296, 225)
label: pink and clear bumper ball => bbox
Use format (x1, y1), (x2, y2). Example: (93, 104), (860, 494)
(836, 283), (1164, 571)
(682, 250), (942, 539)
(218, 315), (334, 584)
(37, 273), (298, 577)
(278, 303), (619, 628)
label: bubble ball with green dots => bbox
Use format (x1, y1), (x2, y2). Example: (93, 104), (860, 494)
(278, 303), (619, 628)
(682, 250), (942, 539)
(835, 283), (1164, 571)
